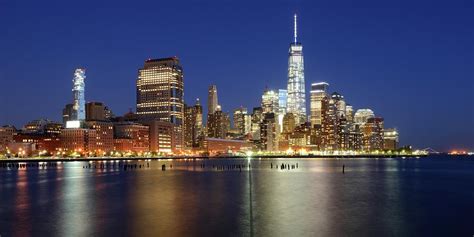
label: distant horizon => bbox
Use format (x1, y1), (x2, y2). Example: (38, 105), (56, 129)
(1, 0), (472, 151)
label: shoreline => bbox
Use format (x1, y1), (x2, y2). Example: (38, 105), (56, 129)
(0, 154), (432, 163)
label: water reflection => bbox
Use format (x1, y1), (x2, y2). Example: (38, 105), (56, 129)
(0, 157), (473, 236)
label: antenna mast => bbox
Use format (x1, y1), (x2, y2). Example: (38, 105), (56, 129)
(294, 13), (298, 43)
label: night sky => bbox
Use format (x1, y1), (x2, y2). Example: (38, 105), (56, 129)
(0, 0), (472, 151)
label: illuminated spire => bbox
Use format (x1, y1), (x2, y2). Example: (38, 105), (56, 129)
(294, 13), (297, 43)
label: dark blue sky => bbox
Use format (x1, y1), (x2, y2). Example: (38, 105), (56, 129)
(0, 0), (472, 151)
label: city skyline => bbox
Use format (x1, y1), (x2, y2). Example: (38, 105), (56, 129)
(0, 0), (472, 151)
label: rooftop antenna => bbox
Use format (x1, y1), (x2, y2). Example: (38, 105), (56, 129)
(294, 13), (298, 43)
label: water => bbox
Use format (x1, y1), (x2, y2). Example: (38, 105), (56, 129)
(0, 156), (473, 236)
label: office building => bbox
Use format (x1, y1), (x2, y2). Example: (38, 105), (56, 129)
(85, 121), (114, 154)
(136, 57), (184, 151)
(0, 126), (16, 153)
(362, 117), (384, 150)
(282, 113), (296, 134)
(260, 113), (278, 151)
(233, 106), (248, 136)
(71, 68), (86, 121)
(184, 99), (203, 148)
(286, 14), (306, 123)
(208, 85), (219, 115)
(354, 109), (375, 124)
(113, 122), (149, 153)
(251, 107), (263, 141)
(207, 106), (229, 139)
(261, 89), (279, 114)
(60, 128), (97, 154)
(384, 128), (399, 150)
(310, 82), (329, 127)
(86, 102), (112, 121)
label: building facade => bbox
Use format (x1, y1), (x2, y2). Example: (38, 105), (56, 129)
(113, 122), (149, 153)
(85, 121), (114, 154)
(383, 128), (399, 150)
(71, 68), (86, 121)
(136, 57), (184, 151)
(233, 106), (248, 137)
(310, 82), (329, 127)
(184, 99), (203, 148)
(60, 128), (97, 154)
(286, 14), (306, 124)
(208, 85), (218, 116)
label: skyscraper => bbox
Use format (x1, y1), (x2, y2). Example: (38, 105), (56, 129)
(233, 106), (248, 136)
(321, 95), (338, 150)
(208, 85), (218, 115)
(260, 113), (278, 151)
(251, 107), (263, 141)
(261, 89), (279, 114)
(278, 89), (288, 115)
(354, 109), (375, 124)
(331, 92), (346, 119)
(72, 68), (86, 121)
(286, 14), (306, 124)
(277, 89), (288, 133)
(184, 98), (203, 148)
(310, 82), (329, 127)
(136, 57), (184, 150)
(207, 106), (229, 139)
(363, 117), (384, 150)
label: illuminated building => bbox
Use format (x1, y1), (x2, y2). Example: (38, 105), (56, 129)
(0, 126), (16, 153)
(278, 89), (288, 132)
(233, 106), (248, 136)
(286, 14), (306, 124)
(362, 117), (384, 150)
(262, 89), (280, 141)
(321, 95), (338, 150)
(63, 68), (86, 128)
(136, 57), (184, 151)
(85, 121), (114, 154)
(22, 119), (62, 136)
(140, 120), (174, 153)
(354, 109), (375, 124)
(86, 102), (113, 121)
(184, 98), (203, 148)
(288, 122), (311, 149)
(71, 68), (86, 121)
(331, 92), (346, 119)
(341, 128), (362, 150)
(6, 142), (36, 157)
(203, 138), (252, 155)
(261, 89), (279, 114)
(113, 122), (149, 153)
(260, 113), (278, 151)
(208, 85), (219, 115)
(310, 82), (329, 127)
(207, 106), (229, 139)
(278, 89), (288, 114)
(282, 113), (296, 134)
(346, 105), (354, 123)
(251, 107), (263, 141)
(60, 128), (97, 154)
(244, 114), (252, 136)
(15, 119), (62, 154)
(384, 128), (399, 150)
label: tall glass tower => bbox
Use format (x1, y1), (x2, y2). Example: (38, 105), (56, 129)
(286, 14), (306, 124)
(72, 68), (86, 121)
